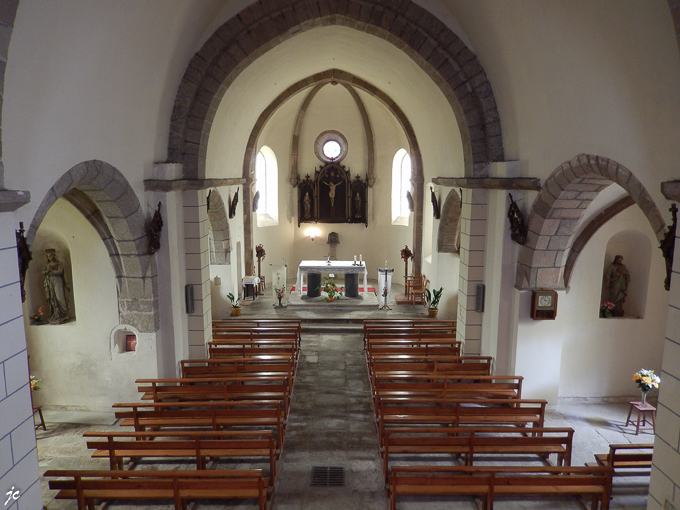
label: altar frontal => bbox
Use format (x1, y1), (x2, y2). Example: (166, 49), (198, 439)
(295, 260), (369, 299)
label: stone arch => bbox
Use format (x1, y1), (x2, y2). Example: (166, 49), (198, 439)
(241, 69), (425, 275)
(26, 160), (159, 332)
(167, 0), (503, 180)
(438, 188), (462, 253)
(515, 154), (666, 290)
(207, 188), (231, 265)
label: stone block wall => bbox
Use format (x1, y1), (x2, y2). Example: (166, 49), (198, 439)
(0, 212), (41, 510)
(184, 190), (212, 359)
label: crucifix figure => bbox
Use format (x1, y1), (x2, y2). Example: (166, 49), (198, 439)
(323, 180), (341, 207)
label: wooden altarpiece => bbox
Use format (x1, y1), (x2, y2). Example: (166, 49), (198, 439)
(298, 163), (368, 227)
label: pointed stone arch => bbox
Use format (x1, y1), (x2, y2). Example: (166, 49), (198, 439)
(206, 189), (231, 265)
(27, 160), (159, 332)
(515, 154), (666, 290)
(438, 188), (462, 253)
(167, 0), (503, 180)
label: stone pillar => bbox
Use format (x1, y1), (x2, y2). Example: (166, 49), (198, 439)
(456, 188), (487, 355)
(648, 222), (680, 510)
(0, 203), (42, 510)
(183, 190), (212, 359)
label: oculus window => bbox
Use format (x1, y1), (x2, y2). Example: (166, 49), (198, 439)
(315, 130), (348, 163)
(255, 146), (279, 227)
(391, 148), (412, 226)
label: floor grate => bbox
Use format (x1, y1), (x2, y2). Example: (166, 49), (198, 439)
(310, 466), (345, 487)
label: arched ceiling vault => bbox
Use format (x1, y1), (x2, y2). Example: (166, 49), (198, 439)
(169, 0), (503, 181)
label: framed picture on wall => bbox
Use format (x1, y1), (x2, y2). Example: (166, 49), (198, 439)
(532, 290), (558, 320)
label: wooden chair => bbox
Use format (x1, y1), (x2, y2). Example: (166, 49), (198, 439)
(404, 273), (421, 298)
(410, 276), (427, 305)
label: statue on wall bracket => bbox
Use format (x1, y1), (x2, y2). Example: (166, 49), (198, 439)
(660, 203), (677, 291)
(297, 163), (368, 227)
(15, 222), (31, 303)
(507, 193), (527, 245)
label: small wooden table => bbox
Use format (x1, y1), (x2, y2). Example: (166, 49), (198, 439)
(625, 401), (656, 435)
(242, 276), (261, 300)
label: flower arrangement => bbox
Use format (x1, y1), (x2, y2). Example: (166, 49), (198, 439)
(599, 301), (615, 318)
(320, 277), (344, 302)
(274, 286), (285, 306)
(30, 375), (41, 391)
(255, 244), (266, 260)
(632, 368), (661, 392)
(400, 245), (414, 261)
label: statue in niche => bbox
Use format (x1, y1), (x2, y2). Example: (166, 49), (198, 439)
(323, 180), (341, 207)
(303, 192), (312, 219)
(604, 255), (630, 316)
(42, 249), (70, 324)
(354, 192), (362, 218)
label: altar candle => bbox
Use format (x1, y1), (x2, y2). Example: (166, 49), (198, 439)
(359, 254), (362, 262)
(353, 255), (356, 262)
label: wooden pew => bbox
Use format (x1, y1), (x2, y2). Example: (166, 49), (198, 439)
(45, 469), (268, 510)
(366, 341), (462, 359)
(383, 426), (574, 484)
(593, 443), (654, 478)
(180, 357), (296, 380)
(364, 323), (457, 350)
(389, 465), (612, 510)
(84, 430), (278, 484)
(365, 331), (458, 353)
(377, 397), (547, 446)
(213, 318), (301, 337)
(208, 341), (298, 362)
(135, 376), (292, 417)
(212, 328), (301, 350)
(113, 401), (285, 446)
(371, 375), (523, 413)
(369, 355), (493, 380)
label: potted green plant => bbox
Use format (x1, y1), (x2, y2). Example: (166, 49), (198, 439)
(424, 286), (443, 318)
(227, 292), (242, 317)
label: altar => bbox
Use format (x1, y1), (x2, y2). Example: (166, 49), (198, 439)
(296, 260), (369, 298)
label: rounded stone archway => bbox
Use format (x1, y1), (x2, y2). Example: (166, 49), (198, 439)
(516, 154), (666, 290)
(27, 160), (159, 332)
(167, 0), (504, 181)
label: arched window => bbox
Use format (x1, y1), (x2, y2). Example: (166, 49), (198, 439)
(255, 146), (278, 227)
(391, 149), (412, 226)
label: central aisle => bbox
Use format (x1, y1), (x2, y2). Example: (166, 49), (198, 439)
(272, 331), (387, 509)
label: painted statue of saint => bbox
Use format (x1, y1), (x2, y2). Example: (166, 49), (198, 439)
(604, 255), (630, 316)
(43, 249), (70, 324)
(303, 192), (312, 219)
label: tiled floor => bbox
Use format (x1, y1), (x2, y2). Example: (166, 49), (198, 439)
(37, 279), (652, 509)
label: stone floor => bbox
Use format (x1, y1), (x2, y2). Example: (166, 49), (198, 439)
(37, 279), (652, 509)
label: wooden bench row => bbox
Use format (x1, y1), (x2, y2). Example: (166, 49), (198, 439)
(84, 430), (278, 484)
(180, 357), (296, 380)
(389, 465), (612, 510)
(45, 469), (268, 510)
(383, 426), (574, 484)
(136, 375), (293, 417)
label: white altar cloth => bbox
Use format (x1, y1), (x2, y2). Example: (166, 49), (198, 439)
(296, 260), (369, 298)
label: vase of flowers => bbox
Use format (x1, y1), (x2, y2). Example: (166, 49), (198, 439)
(600, 301), (615, 318)
(274, 286), (285, 307)
(633, 368), (661, 404)
(30, 375), (41, 391)
(255, 244), (266, 283)
(401, 245), (414, 284)
(320, 276), (344, 302)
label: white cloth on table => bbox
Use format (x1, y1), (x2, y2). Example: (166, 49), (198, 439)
(296, 260), (369, 298)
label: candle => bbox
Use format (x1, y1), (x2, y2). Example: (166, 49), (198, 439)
(360, 254), (362, 262)
(353, 255), (356, 262)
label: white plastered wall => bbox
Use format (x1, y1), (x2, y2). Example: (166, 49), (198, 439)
(515, 206), (667, 403)
(25, 199), (158, 410)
